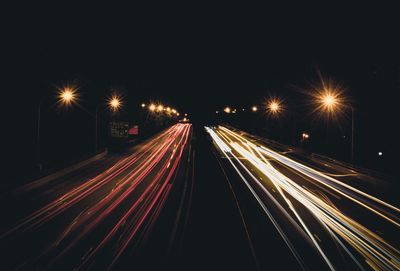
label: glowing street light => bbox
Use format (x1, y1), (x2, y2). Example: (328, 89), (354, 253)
(95, 93), (123, 151)
(108, 95), (122, 112)
(302, 132), (310, 141)
(266, 99), (282, 115)
(38, 84), (79, 171)
(157, 104), (164, 112)
(312, 78), (346, 118)
(269, 101), (279, 112)
(141, 103), (146, 108)
(149, 104), (156, 111)
(322, 93), (336, 107)
(252, 106), (258, 112)
(224, 107), (231, 113)
(57, 85), (78, 106)
(312, 78), (355, 162)
(316, 91), (342, 114)
(60, 90), (74, 104)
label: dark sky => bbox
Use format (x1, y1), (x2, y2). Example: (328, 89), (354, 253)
(2, 3), (400, 175)
(4, 2), (399, 105)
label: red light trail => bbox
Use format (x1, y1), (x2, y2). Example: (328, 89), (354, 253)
(1, 123), (192, 270)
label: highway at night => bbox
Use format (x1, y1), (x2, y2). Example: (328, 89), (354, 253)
(3, 3), (400, 270)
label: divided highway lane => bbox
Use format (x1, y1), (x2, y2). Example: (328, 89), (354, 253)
(205, 125), (400, 271)
(1, 123), (192, 271)
(226, 126), (399, 201)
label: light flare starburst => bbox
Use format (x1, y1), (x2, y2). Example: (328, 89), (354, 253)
(310, 77), (349, 120)
(265, 98), (283, 116)
(107, 93), (122, 112)
(57, 84), (79, 107)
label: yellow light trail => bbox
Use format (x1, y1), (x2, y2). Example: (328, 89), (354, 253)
(206, 125), (400, 271)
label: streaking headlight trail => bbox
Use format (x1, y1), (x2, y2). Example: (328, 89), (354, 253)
(1, 124), (192, 270)
(205, 125), (400, 271)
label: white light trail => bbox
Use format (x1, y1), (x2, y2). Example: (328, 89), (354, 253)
(206, 126), (400, 271)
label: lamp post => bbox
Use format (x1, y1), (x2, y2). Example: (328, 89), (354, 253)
(316, 90), (355, 163)
(351, 106), (355, 163)
(37, 86), (77, 172)
(95, 95), (122, 151)
(36, 97), (45, 172)
(95, 104), (101, 151)
(265, 98), (283, 139)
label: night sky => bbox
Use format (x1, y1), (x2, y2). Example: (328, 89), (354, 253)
(3, 3), (400, 179)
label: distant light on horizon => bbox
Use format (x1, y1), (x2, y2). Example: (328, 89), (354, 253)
(302, 132), (310, 140)
(149, 104), (156, 111)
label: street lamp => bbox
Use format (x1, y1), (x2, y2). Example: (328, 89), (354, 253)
(315, 91), (344, 115)
(95, 94), (123, 151)
(266, 99), (282, 115)
(36, 97), (45, 172)
(108, 95), (122, 112)
(37, 84), (79, 171)
(252, 106), (258, 112)
(57, 86), (78, 107)
(224, 107), (231, 113)
(313, 85), (355, 163)
(149, 104), (156, 112)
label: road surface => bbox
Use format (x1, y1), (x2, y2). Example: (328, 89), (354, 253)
(2, 123), (399, 271)
(205, 125), (400, 271)
(1, 124), (193, 271)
